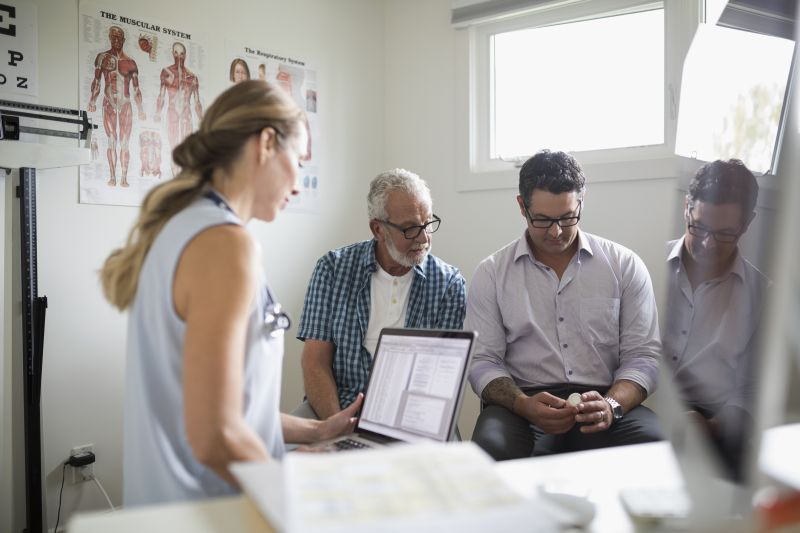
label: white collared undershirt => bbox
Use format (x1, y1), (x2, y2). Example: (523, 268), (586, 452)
(363, 265), (413, 357)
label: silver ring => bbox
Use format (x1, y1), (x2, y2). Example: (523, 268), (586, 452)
(600, 410), (605, 420)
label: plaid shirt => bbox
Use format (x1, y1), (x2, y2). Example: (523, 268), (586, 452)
(298, 239), (466, 407)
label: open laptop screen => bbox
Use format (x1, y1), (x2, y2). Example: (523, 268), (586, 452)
(357, 329), (474, 444)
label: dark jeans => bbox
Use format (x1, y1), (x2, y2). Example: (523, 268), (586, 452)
(692, 404), (750, 482)
(472, 384), (664, 461)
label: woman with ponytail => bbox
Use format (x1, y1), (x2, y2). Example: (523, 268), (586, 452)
(101, 80), (361, 506)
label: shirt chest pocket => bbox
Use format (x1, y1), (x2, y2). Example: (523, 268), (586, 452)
(579, 297), (621, 349)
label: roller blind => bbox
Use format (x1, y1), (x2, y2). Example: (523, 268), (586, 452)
(452, 0), (796, 36)
(451, 0), (558, 27)
(718, 0), (796, 40)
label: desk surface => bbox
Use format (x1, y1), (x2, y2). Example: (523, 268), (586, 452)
(69, 495), (273, 533)
(496, 441), (683, 533)
(70, 441), (681, 533)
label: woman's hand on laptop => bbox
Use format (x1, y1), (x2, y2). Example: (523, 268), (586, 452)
(315, 393), (364, 442)
(293, 445), (328, 453)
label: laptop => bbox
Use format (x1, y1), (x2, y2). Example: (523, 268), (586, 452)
(322, 328), (476, 451)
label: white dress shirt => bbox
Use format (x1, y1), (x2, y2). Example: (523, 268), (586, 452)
(467, 230), (661, 397)
(663, 237), (769, 415)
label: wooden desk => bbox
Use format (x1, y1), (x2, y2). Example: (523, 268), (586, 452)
(70, 441), (681, 533)
(69, 495), (274, 533)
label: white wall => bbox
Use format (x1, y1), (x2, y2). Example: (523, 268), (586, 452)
(382, 0), (684, 438)
(2, 0), (386, 531)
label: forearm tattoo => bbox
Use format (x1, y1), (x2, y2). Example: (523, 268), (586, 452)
(482, 377), (524, 412)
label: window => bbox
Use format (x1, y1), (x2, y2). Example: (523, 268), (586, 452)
(455, 0), (699, 191)
(456, 0), (796, 190)
(492, 8), (664, 158)
(675, 0), (797, 176)
(675, 24), (794, 175)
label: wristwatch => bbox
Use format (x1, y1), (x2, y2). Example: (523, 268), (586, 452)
(604, 397), (623, 422)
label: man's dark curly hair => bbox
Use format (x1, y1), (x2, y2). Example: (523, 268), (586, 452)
(687, 159), (758, 215)
(519, 149), (586, 205)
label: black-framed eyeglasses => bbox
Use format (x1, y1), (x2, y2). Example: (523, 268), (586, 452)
(380, 214), (441, 239)
(524, 200), (582, 229)
(686, 218), (742, 243)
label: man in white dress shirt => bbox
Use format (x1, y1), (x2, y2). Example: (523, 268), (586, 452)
(467, 149), (663, 460)
(664, 159), (769, 479)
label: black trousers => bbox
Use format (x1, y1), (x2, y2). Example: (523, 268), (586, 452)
(472, 384), (664, 461)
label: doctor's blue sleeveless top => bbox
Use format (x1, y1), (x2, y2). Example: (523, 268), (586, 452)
(123, 193), (285, 506)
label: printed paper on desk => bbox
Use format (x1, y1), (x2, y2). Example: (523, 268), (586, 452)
(231, 460), (287, 531)
(286, 442), (544, 533)
(234, 442), (552, 533)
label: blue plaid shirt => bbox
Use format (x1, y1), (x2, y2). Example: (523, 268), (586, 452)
(297, 239), (466, 408)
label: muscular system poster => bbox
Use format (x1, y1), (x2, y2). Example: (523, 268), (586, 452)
(79, 2), (209, 206)
(226, 40), (321, 214)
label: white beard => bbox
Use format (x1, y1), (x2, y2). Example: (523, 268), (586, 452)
(385, 236), (431, 268)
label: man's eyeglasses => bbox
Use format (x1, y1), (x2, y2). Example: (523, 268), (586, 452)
(686, 220), (742, 243)
(524, 201), (582, 229)
(381, 214), (441, 239)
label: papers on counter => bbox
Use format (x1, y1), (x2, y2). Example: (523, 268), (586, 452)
(232, 441), (558, 533)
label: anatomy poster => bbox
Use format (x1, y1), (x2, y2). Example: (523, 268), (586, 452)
(226, 40), (320, 214)
(79, 2), (209, 206)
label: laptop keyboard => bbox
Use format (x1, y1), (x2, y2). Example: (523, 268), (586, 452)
(333, 438), (372, 451)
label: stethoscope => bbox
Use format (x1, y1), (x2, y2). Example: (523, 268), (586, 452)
(204, 189), (292, 337)
(263, 298), (292, 338)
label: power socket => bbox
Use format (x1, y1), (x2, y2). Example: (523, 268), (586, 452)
(69, 443), (94, 483)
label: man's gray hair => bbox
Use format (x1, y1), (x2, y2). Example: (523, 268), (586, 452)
(367, 168), (432, 221)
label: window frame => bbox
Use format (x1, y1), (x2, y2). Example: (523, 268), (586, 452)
(455, 0), (704, 191)
(716, 5), (797, 177)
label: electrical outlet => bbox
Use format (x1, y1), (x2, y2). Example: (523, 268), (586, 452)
(69, 443), (94, 483)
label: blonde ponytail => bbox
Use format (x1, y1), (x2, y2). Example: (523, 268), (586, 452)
(101, 171), (205, 309)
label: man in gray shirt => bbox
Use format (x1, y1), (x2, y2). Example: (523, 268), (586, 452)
(664, 159), (768, 478)
(467, 149), (662, 460)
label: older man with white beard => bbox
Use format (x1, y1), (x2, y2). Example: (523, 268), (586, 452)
(294, 169), (466, 419)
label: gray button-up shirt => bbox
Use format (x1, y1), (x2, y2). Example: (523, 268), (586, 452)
(663, 237), (769, 415)
(467, 230), (660, 397)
